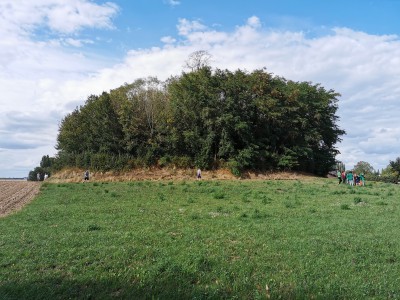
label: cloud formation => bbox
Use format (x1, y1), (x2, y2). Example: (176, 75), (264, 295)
(0, 0), (119, 36)
(1, 7), (400, 176)
(0, 0), (119, 177)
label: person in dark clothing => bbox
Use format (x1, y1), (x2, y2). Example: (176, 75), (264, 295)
(84, 170), (90, 181)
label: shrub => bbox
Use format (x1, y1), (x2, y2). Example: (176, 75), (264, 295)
(158, 155), (172, 167)
(87, 224), (101, 231)
(213, 190), (225, 199)
(171, 156), (193, 168)
(158, 193), (166, 201)
(227, 159), (241, 177)
(340, 204), (350, 210)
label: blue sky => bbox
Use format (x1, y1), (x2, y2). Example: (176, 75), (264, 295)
(1, 0), (400, 177)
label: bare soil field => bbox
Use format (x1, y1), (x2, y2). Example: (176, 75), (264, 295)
(0, 180), (41, 217)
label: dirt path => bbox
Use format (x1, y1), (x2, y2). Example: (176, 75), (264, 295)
(0, 180), (41, 217)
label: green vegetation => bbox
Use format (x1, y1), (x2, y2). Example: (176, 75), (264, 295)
(1, 179), (400, 299)
(347, 160), (400, 184)
(50, 67), (345, 176)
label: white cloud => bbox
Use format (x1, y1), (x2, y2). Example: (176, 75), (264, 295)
(0, 0), (119, 37)
(164, 0), (181, 6)
(160, 36), (176, 44)
(247, 16), (261, 28)
(0, 0), (119, 177)
(1, 5), (400, 176)
(177, 18), (208, 36)
(62, 38), (94, 47)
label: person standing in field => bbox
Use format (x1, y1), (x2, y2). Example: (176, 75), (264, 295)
(354, 173), (360, 186)
(347, 171), (354, 186)
(84, 170), (90, 181)
(337, 170), (342, 184)
(196, 168), (202, 180)
(341, 171), (346, 184)
(359, 173), (365, 186)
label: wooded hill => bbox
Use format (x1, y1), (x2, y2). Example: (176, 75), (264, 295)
(53, 67), (345, 176)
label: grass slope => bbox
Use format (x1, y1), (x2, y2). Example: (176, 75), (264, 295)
(1, 179), (400, 299)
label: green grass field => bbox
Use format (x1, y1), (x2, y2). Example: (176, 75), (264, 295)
(1, 179), (400, 299)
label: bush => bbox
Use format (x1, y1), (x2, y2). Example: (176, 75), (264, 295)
(158, 155), (172, 167)
(112, 154), (132, 171)
(91, 153), (113, 171)
(340, 204), (350, 210)
(227, 159), (241, 177)
(366, 174), (393, 183)
(171, 156), (193, 168)
(213, 190), (225, 199)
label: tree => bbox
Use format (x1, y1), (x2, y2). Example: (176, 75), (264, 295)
(389, 157), (400, 180)
(109, 77), (170, 164)
(184, 50), (212, 71)
(57, 92), (124, 154)
(56, 107), (86, 153)
(375, 165), (399, 183)
(353, 161), (375, 175)
(168, 66), (219, 167)
(53, 67), (345, 176)
(28, 166), (45, 181)
(336, 161), (345, 172)
(40, 155), (53, 168)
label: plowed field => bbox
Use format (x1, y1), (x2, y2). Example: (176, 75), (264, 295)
(0, 180), (41, 217)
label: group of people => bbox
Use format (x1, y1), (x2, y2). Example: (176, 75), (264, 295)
(337, 170), (365, 186)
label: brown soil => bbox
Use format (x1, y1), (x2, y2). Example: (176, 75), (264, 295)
(0, 180), (41, 218)
(48, 167), (318, 183)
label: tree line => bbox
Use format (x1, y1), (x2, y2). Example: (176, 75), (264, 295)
(336, 160), (400, 183)
(31, 66), (348, 178)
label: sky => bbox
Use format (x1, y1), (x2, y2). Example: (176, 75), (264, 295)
(1, 0), (400, 177)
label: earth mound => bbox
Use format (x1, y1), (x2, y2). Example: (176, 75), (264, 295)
(48, 168), (317, 183)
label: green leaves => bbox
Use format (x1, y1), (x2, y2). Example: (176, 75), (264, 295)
(53, 68), (345, 175)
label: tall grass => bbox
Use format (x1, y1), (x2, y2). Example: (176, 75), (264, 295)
(1, 179), (400, 299)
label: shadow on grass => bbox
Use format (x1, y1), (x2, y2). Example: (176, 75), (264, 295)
(1, 267), (232, 300)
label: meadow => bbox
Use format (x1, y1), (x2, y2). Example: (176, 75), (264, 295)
(1, 178), (400, 299)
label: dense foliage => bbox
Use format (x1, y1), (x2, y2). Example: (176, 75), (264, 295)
(37, 67), (345, 176)
(352, 160), (400, 184)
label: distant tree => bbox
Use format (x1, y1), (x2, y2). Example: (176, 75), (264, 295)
(389, 157), (400, 180)
(28, 166), (44, 181)
(28, 170), (36, 181)
(375, 164), (399, 183)
(336, 161), (345, 172)
(381, 166), (395, 176)
(353, 161), (375, 175)
(184, 50), (212, 71)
